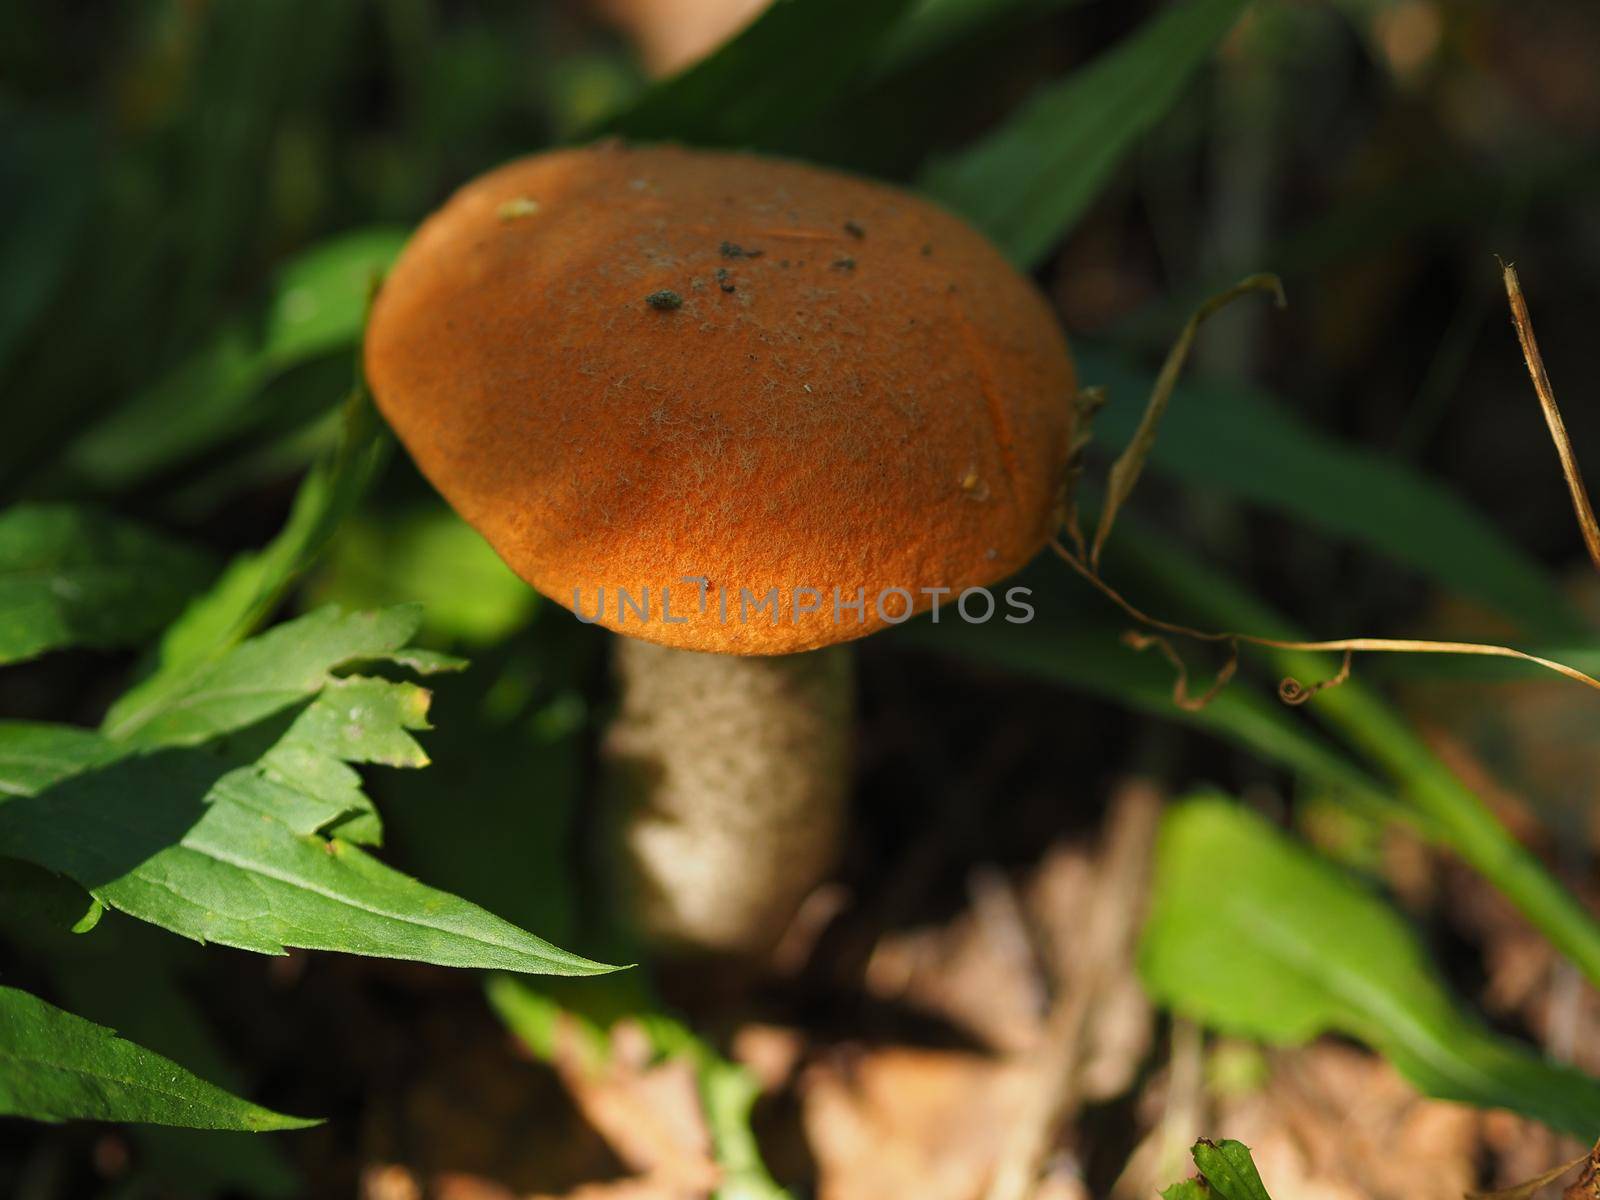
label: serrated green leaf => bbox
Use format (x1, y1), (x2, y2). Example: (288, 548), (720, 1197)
(0, 605), (612, 976)
(921, 0), (1251, 267)
(1161, 1180), (1213, 1200)
(258, 674), (435, 846)
(0, 985), (314, 1130)
(1190, 1140), (1273, 1200)
(105, 604), (424, 747)
(0, 734), (612, 975)
(1140, 797), (1600, 1136)
(0, 505), (212, 667)
(106, 390), (389, 735)
(597, 0), (920, 148)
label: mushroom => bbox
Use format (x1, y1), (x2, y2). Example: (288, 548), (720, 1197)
(364, 142), (1075, 955)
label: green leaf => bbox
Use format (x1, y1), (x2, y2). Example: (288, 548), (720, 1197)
(597, 0), (921, 148)
(1161, 1180), (1214, 1200)
(1109, 521), (1600, 989)
(0, 608), (612, 976)
(1190, 1140), (1273, 1200)
(1140, 797), (1600, 1136)
(0, 721), (124, 797)
(0, 732), (612, 975)
(103, 393), (389, 738)
(9, 910), (302, 1195)
(259, 674), (437, 846)
(877, 0), (1085, 71)
(105, 604), (426, 747)
(0, 985), (314, 1130)
(264, 229), (409, 363)
(1082, 349), (1581, 637)
(65, 228), (406, 489)
(921, 0), (1251, 267)
(313, 505), (538, 646)
(0, 505), (212, 667)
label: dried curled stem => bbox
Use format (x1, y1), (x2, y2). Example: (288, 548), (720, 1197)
(1052, 538), (1600, 703)
(1090, 273), (1286, 569)
(1056, 266), (1600, 710)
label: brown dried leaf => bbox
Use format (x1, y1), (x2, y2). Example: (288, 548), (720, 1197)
(554, 1021), (720, 1195)
(801, 1047), (1064, 1200)
(1465, 1137), (1596, 1200)
(1211, 1043), (1480, 1200)
(1563, 1141), (1600, 1200)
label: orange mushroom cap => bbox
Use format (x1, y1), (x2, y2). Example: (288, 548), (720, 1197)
(364, 142), (1076, 655)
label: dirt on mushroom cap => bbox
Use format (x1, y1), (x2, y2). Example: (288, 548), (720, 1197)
(364, 141), (1076, 655)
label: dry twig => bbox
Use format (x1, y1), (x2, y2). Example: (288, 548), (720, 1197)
(1052, 538), (1600, 698)
(983, 783), (1162, 1200)
(1503, 261), (1600, 574)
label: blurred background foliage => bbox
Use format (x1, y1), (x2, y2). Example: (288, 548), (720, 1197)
(6, 0), (1600, 1195)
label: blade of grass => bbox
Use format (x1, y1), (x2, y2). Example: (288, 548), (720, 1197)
(1080, 348), (1583, 637)
(920, 0), (1252, 267)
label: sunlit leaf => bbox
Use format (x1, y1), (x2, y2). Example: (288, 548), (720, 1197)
(105, 604), (428, 747)
(314, 505), (538, 646)
(0, 609), (610, 977)
(1189, 1140), (1273, 1200)
(1141, 796), (1600, 1136)
(105, 392), (389, 736)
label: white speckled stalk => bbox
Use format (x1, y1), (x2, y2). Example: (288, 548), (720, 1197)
(603, 638), (853, 955)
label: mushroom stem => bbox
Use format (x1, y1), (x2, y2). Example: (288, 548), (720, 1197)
(603, 638), (854, 956)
